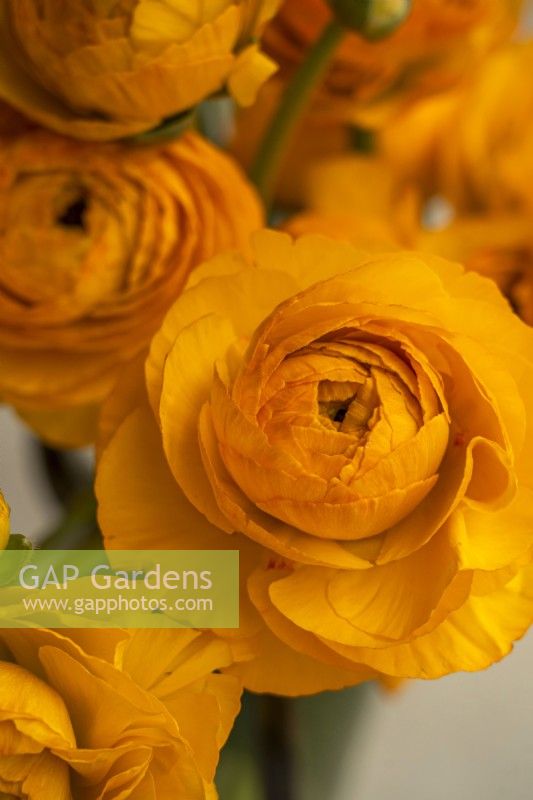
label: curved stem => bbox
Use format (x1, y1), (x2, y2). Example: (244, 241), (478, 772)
(250, 20), (345, 209)
(260, 696), (294, 800)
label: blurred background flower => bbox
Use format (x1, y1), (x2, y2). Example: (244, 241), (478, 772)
(0, 0), (281, 140)
(262, 0), (521, 125)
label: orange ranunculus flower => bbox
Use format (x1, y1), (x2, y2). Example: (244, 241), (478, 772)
(0, 628), (241, 798)
(0, 0), (280, 141)
(263, 0), (521, 125)
(97, 231), (533, 694)
(0, 129), (262, 447)
(382, 42), (533, 210)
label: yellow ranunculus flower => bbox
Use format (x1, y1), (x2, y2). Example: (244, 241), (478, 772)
(0, 0), (280, 141)
(264, 0), (521, 125)
(0, 129), (262, 447)
(0, 628), (241, 798)
(96, 231), (533, 694)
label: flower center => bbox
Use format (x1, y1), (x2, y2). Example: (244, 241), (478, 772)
(318, 373), (378, 437)
(57, 195), (88, 230)
(221, 332), (451, 538)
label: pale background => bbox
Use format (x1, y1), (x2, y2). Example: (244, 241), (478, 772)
(1, 396), (532, 800)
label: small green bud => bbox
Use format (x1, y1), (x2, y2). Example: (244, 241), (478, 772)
(329, 0), (412, 41)
(0, 535), (33, 587)
(6, 534), (33, 550)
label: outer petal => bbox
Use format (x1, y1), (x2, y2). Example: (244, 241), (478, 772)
(0, 662), (75, 749)
(0, 751), (72, 800)
(268, 522), (460, 647)
(146, 265), (301, 415)
(96, 401), (226, 551)
(225, 623), (372, 696)
(328, 563), (533, 678)
(452, 487), (533, 571)
(159, 314), (237, 532)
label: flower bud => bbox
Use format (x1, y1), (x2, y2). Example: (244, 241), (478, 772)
(329, 0), (412, 40)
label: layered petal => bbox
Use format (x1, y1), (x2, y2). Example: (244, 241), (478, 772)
(0, 129), (262, 445)
(0, 626), (242, 798)
(0, 0), (280, 139)
(97, 230), (533, 694)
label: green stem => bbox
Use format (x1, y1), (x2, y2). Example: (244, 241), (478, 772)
(250, 19), (345, 209)
(294, 683), (372, 800)
(40, 490), (101, 551)
(217, 693), (266, 800)
(260, 696), (294, 800)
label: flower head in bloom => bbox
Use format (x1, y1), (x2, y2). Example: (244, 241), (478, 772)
(0, 0), (280, 140)
(0, 628), (240, 798)
(264, 0), (520, 124)
(0, 129), (262, 446)
(97, 231), (533, 694)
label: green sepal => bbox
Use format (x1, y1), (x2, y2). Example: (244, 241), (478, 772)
(127, 108), (196, 146)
